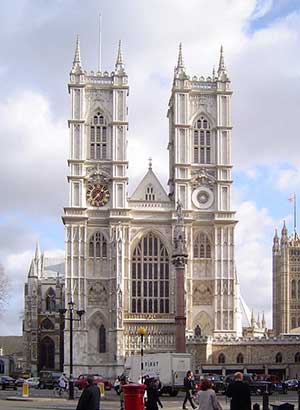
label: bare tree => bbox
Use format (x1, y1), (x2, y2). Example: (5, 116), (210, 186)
(0, 264), (9, 312)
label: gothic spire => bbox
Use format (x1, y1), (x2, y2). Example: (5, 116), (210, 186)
(177, 43), (184, 69)
(116, 40), (123, 66)
(281, 220), (288, 245)
(115, 40), (125, 74)
(262, 312), (266, 328)
(34, 241), (41, 260)
(217, 45), (229, 80)
(72, 34), (82, 70)
(273, 228), (280, 252)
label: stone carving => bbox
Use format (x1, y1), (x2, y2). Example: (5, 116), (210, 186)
(85, 90), (113, 114)
(88, 281), (108, 305)
(193, 281), (213, 305)
(85, 165), (111, 184)
(190, 95), (217, 119)
(191, 168), (216, 189)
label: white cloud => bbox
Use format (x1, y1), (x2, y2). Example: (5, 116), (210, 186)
(276, 167), (300, 191)
(235, 200), (275, 327)
(250, 0), (273, 20)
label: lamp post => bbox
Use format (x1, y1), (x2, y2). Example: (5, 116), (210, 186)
(59, 301), (85, 400)
(137, 327), (146, 383)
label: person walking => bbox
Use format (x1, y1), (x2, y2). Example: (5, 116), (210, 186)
(145, 378), (163, 410)
(226, 372), (251, 410)
(76, 375), (101, 410)
(196, 379), (222, 410)
(183, 370), (197, 409)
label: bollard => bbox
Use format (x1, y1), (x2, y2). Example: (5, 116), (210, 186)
(22, 381), (29, 398)
(298, 389), (300, 410)
(98, 382), (105, 398)
(123, 383), (146, 410)
(262, 391), (269, 410)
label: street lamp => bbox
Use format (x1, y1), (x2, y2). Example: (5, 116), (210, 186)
(137, 327), (146, 383)
(59, 300), (85, 400)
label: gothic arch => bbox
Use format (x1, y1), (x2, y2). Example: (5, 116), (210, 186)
(39, 336), (55, 370)
(193, 231), (212, 258)
(87, 106), (112, 125)
(87, 310), (108, 354)
(193, 311), (213, 336)
(190, 110), (216, 129)
(130, 228), (172, 257)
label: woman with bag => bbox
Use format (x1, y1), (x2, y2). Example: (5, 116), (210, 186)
(196, 379), (222, 410)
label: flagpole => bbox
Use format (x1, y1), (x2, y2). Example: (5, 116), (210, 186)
(294, 192), (297, 231)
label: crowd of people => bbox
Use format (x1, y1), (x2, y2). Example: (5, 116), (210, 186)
(71, 369), (253, 410)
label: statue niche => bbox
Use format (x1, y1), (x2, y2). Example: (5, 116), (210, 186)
(88, 281), (108, 306)
(193, 281), (213, 305)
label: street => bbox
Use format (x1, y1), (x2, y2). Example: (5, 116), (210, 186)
(0, 388), (299, 410)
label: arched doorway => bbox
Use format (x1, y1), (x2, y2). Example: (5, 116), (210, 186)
(39, 336), (55, 370)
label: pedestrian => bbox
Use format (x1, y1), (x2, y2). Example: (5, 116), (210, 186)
(196, 379), (223, 410)
(119, 375), (127, 410)
(226, 372), (251, 410)
(76, 375), (101, 410)
(145, 378), (163, 410)
(57, 373), (68, 395)
(183, 370), (197, 409)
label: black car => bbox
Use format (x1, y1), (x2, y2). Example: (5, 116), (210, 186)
(224, 374), (272, 396)
(0, 376), (17, 390)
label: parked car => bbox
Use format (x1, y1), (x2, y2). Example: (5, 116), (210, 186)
(75, 374), (112, 391)
(272, 381), (288, 394)
(224, 373), (273, 396)
(14, 377), (26, 387)
(285, 379), (299, 390)
(26, 377), (40, 388)
(0, 376), (17, 390)
(196, 374), (225, 394)
(39, 371), (62, 389)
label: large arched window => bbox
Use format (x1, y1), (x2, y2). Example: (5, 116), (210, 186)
(194, 233), (211, 258)
(89, 232), (107, 258)
(131, 233), (170, 314)
(291, 280), (296, 299)
(99, 324), (106, 353)
(193, 116), (211, 164)
(218, 353), (225, 364)
(45, 288), (56, 312)
(90, 112), (108, 160)
(237, 353), (244, 364)
(275, 352), (282, 363)
(39, 337), (55, 370)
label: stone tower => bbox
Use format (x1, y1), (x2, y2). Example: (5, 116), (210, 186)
(273, 222), (300, 335)
(167, 45), (241, 337)
(62, 37), (129, 377)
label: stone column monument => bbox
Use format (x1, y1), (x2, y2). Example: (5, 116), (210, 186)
(172, 201), (188, 352)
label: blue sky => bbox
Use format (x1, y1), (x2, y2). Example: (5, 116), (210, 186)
(1, 0), (300, 334)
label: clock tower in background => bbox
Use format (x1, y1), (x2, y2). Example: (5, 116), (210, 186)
(62, 37), (129, 376)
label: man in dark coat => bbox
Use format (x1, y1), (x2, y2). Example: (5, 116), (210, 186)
(226, 372), (251, 410)
(182, 370), (196, 409)
(76, 375), (100, 410)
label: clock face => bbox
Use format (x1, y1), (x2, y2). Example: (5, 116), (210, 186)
(192, 187), (214, 209)
(86, 183), (110, 207)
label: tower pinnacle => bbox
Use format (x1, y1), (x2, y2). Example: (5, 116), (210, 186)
(115, 40), (125, 73)
(217, 45), (228, 80)
(72, 34), (82, 71)
(177, 43), (184, 69)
